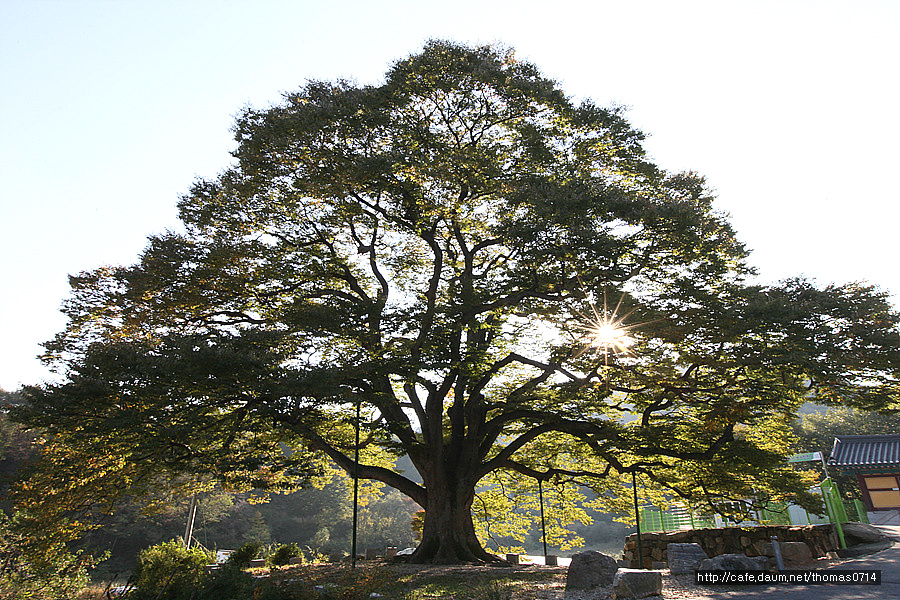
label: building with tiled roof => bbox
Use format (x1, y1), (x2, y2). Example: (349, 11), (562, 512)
(829, 434), (900, 517)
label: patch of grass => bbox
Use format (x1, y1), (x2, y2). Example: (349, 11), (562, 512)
(81, 561), (565, 600)
(468, 579), (514, 600)
(387, 567), (560, 599)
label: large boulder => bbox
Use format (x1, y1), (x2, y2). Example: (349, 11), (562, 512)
(698, 554), (768, 571)
(565, 550), (619, 590)
(613, 569), (663, 599)
(667, 543), (708, 575)
(778, 542), (812, 567)
(755, 541), (812, 567)
(841, 523), (888, 545)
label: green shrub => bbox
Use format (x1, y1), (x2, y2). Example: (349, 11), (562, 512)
(131, 540), (210, 600)
(225, 541), (261, 569)
(267, 543), (304, 567)
(0, 512), (93, 600)
(196, 563), (254, 600)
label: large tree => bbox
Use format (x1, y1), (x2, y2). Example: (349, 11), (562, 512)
(17, 42), (900, 563)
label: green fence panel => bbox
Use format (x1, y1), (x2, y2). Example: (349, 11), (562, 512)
(639, 508), (663, 533)
(853, 499), (870, 524)
(757, 501), (792, 526)
(820, 478), (847, 548)
(640, 505), (718, 532)
(634, 484), (866, 537)
(692, 513), (716, 529)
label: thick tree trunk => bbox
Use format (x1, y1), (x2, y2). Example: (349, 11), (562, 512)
(408, 474), (500, 564)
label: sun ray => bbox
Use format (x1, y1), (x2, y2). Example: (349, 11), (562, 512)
(573, 290), (638, 366)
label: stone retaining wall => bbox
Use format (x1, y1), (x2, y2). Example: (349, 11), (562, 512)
(623, 525), (840, 569)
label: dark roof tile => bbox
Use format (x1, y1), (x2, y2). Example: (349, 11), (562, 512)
(829, 434), (900, 468)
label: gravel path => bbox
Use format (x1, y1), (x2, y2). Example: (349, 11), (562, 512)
(273, 543), (895, 599)
(497, 552), (862, 599)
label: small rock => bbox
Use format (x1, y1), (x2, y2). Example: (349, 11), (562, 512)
(667, 543), (708, 575)
(613, 568), (663, 599)
(699, 554), (768, 571)
(778, 541), (812, 566)
(566, 550), (618, 590)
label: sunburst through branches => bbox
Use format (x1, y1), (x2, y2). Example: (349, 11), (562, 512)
(575, 292), (637, 366)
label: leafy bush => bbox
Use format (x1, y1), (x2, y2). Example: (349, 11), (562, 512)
(225, 541), (261, 568)
(0, 511), (93, 600)
(267, 543), (304, 567)
(131, 540), (209, 600)
(196, 563), (254, 600)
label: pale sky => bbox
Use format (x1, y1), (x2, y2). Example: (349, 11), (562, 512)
(1, 0), (898, 391)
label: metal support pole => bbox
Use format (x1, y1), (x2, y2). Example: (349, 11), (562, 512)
(352, 401), (360, 569)
(632, 471), (644, 568)
(184, 493), (198, 549)
(538, 478), (548, 559)
(821, 452), (830, 480)
(770, 536), (785, 571)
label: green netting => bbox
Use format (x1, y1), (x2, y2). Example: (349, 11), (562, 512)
(636, 488), (861, 535)
(756, 501), (792, 526)
(852, 499), (870, 524)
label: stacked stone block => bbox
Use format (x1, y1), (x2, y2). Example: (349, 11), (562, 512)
(623, 524), (839, 569)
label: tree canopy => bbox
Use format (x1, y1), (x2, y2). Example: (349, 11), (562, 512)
(16, 41), (900, 563)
